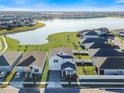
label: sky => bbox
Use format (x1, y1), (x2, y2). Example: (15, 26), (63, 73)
(0, 0), (124, 11)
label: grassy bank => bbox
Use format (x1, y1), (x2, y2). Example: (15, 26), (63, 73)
(0, 22), (45, 35)
(6, 32), (83, 52)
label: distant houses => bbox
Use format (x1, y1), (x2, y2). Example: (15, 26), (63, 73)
(78, 28), (124, 75)
(0, 16), (36, 29)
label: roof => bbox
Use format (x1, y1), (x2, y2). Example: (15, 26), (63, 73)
(93, 57), (124, 69)
(49, 47), (73, 58)
(81, 38), (107, 44)
(85, 42), (119, 49)
(89, 48), (124, 57)
(61, 62), (76, 70)
(17, 51), (46, 68)
(0, 51), (22, 66)
(84, 31), (98, 36)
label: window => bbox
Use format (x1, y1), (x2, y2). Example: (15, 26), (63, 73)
(54, 59), (58, 63)
(34, 69), (39, 72)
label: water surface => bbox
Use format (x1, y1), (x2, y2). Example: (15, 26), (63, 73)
(7, 18), (124, 45)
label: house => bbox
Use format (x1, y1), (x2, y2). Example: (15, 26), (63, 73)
(95, 27), (109, 36)
(88, 48), (124, 57)
(93, 57), (124, 75)
(0, 51), (22, 71)
(16, 51), (47, 76)
(49, 47), (74, 71)
(80, 38), (107, 47)
(49, 47), (77, 80)
(85, 42), (119, 49)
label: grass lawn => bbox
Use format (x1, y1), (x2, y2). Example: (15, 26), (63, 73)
(77, 66), (96, 76)
(84, 66), (96, 75)
(75, 55), (91, 60)
(41, 59), (49, 82)
(0, 22), (45, 35)
(7, 32), (81, 52)
(77, 66), (85, 75)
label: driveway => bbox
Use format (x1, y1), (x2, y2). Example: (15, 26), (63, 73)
(0, 71), (9, 84)
(47, 70), (62, 88)
(10, 72), (26, 88)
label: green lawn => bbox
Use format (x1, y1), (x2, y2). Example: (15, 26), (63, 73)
(74, 55), (91, 60)
(77, 66), (96, 75)
(7, 32), (81, 52)
(41, 59), (49, 82)
(84, 66), (96, 75)
(77, 66), (85, 75)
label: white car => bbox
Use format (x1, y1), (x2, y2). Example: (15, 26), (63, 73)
(15, 72), (22, 78)
(0, 71), (6, 78)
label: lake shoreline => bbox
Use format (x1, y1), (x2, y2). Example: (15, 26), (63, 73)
(0, 22), (45, 36)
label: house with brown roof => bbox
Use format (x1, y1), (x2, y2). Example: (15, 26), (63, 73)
(0, 51), (22, 71)
(16, 51), (47, 76)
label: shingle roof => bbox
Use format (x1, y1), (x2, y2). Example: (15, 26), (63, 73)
(0, 51), (22, 66)
(89, 48), (124, 57)
(85, 42), (119, 49)
(17, 51), (46, 68)
(61, 62), (76, 70)
(84, 31), (98, 36)
(93, 57), (124, 69)
(81, 38), (107, 44)
(49, 47), (73, 58)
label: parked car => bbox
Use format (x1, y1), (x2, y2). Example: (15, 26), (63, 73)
(15, 72), (22, 78)
(0, 71), (6, 78)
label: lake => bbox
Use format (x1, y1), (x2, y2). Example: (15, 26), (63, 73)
(7, 17), (124, 45)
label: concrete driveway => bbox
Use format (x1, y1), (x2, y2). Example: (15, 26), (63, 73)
(10, 72), (26, 88)
(47, 70), (62, 88)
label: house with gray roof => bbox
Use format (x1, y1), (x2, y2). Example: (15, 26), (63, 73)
(88, 48), (124, 57)
(93, 57), (124, 75)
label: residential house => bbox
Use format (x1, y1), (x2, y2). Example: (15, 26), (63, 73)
(16, 51), (47, 76)
(80, 38), (107, 47)
(0, 51), (22, 71)
(93, 57), (124, 75)
(88, 48), (124, 57)
(95, 27), (109, 36)
(85, 42), (119, 50)
(49, 47), (77, 79)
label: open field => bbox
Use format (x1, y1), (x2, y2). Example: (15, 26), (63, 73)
(6, 32), (83, 52)
(0, 22), (45, 35)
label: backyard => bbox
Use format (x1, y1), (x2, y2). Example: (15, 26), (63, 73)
(6, 32), (83, 52)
